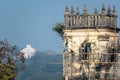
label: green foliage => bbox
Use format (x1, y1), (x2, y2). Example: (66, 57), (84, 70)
(0, 63), (16, 80)
(52, 22), (64, 37)
(0, 39), (25, 80)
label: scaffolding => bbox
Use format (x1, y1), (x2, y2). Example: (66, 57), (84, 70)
(63, 25), (120, 80)
(63, 28), (120, 80)
(63, 4), (120, 80)
(63, 20), (120, 80)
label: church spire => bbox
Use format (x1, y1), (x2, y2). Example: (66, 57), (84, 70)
(83, 4), (87, 14)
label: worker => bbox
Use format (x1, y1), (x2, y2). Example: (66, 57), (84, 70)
(63, 38), (68, 52)
(81, 41), (87, 59)
(69, 48), (74, 62)
(81, 42), (85, 52)
(81, 38), (91, 59)
(69, 48), (74, 53)
(85, 38), (91, 53)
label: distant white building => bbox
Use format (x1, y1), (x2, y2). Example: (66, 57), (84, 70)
(21, 44), (36, 59)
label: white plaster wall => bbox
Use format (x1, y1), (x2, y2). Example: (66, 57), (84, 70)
(64, 29), (119, 54)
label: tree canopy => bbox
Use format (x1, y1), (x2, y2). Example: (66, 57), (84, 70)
(0, 39), (25, 80)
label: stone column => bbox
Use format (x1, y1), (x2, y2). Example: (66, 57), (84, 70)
(88, 16), (90, 27)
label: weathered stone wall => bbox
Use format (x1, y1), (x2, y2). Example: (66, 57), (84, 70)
(63, 29), (119, 54)
(64, 5), (117, 28)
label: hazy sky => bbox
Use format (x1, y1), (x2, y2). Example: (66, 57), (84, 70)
(0, 0), (119, 52)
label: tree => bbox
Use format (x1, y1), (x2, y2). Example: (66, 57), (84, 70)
(52, 22), (64, 37)
(0, 39), (25, 80)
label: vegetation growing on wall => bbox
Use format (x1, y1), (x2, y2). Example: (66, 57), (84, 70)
(52, 22), (64, 37)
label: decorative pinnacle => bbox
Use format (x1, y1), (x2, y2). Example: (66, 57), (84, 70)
(94, 8), (98, 14)
(107, 5), (111, 12)
(71, 6), (74, 13)
(83, 4), (87, 14)
(112, 6), (116, 13)
(101, 4), (106, 11)
(65, 5), (69, 12)
(76, 7), (79, 15)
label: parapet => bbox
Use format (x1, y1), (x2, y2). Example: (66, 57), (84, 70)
(64, 4), (118, 30)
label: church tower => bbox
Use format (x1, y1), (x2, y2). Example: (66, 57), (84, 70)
(63, 4), (120, 80)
